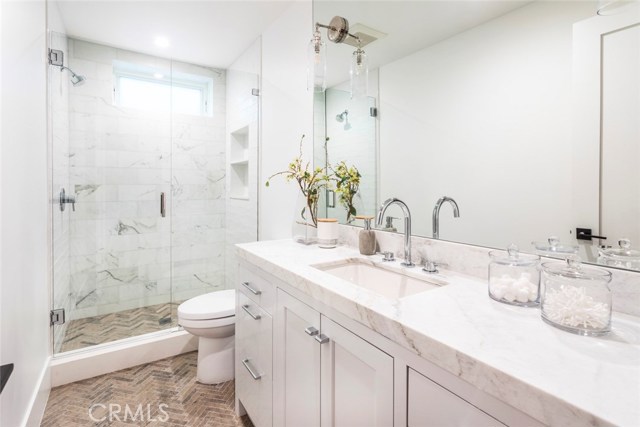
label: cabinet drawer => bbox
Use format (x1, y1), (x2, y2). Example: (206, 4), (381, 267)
(408, 368), (504, 427)
(238, 264), (275, 315)
(236, 293), (273, 427)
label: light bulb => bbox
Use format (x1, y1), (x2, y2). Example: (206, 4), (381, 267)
(350, 47), (368, 99)
(307, 29), (327, 93)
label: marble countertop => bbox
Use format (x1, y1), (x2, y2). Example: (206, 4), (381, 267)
(236, 240), (640, 427)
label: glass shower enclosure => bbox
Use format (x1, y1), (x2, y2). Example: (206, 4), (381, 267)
(49, 32), (259, 354)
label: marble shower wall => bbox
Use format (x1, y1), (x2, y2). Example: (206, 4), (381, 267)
(50, 31), (72, 352)
(66, 38), (226, 320)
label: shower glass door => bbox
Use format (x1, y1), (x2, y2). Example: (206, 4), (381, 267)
(50, 31), (260, 355)
(50, 33), (174, 353)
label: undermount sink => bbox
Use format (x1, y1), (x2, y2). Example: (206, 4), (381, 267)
(313, 258), (446, 299)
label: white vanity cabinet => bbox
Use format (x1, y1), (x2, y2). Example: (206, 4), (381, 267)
(320, 316), (394, 427)
(407, 368), (504, 427)
(274, 289), (394, 427)
(235, 266), (274, 427)
(237, 259), (543, 427)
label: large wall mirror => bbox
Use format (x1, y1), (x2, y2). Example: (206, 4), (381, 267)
(313, 0), (640, 271)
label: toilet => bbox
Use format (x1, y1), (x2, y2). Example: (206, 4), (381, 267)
(178, 289), (236, 384)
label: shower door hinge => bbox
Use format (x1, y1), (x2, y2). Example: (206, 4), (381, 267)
(251, 88), (260, 96)
(50, 309), (65, 326)
(370, 107), (378, 117)
(48, 49), (64, 66)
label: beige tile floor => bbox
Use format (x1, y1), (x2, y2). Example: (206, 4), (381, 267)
(59, 303), (176, 352)
(41, 352), (254, 427)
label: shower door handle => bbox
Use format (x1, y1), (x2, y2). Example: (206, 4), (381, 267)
(160, 192), (166, 218)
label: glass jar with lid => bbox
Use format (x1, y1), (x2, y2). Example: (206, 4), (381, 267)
(540, 256), (612, 336)
(598, 238), (640, 271)
(531, 236), (578, 259)
(488, 244), (540, 307)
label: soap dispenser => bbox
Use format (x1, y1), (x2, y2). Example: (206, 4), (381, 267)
(383, 216), (398, 232)
(356, 215), (376, 255)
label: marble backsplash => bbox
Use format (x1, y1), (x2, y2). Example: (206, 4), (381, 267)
(338, 224), (640, 317)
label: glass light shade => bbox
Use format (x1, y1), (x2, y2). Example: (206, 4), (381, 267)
(307, 31), (327, 93)
(350, 48), (368, 99)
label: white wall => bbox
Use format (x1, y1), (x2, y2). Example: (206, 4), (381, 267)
(379, 1), (594, 250)
(260, 0), (313, 240)
(226, 39), (260, 287)
(0, 0), (52, 425)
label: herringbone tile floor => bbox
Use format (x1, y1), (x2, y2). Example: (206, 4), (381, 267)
(60, 303), (177, 352)
(41, 352), (254, 427)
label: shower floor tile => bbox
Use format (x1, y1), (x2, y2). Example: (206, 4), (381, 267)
(41, 351), (254, 427)
(60, 302), (177, 352)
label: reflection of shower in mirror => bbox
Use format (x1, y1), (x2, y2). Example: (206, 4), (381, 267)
(336, 109), (351, 130)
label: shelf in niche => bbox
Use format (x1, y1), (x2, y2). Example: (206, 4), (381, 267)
(230, 126), (249, 164)
(229, 125), (250, 201)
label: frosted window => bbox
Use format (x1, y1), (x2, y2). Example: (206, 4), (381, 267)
(115, 71), (211, 116)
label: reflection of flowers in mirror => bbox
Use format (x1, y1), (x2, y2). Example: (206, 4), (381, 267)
(333, 161), (361, 223)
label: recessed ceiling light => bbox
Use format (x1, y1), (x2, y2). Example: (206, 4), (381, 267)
(154, 36), (170, 48)
(153, 73), (164, 79)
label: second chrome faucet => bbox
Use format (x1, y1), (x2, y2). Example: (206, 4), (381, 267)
(432, 196), (460, 239)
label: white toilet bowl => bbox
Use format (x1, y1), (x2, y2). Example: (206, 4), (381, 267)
(178, 289), (235, 384)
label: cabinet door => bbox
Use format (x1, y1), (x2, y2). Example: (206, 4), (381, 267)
(274, 289), (321, 427)
(236, 292), (272, 427)
(408, 368), (504, 427)
(320, 316), (394, 427)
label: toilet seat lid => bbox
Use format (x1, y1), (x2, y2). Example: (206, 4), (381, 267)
(178, 289), (235, 320)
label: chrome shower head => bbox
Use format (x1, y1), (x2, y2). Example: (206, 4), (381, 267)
(70, 73), (86, 86)
(60, 66), (86, 86)
(336, 110), (348, 122)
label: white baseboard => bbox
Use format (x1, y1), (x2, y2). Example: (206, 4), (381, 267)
(50, 329), (198, 387)
(23, 356), (51, 427)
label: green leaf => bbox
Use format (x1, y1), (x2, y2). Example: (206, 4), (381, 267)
(265, 181), (270, 187)
(301, 207), (306, 220)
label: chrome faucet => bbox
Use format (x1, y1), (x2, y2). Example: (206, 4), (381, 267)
(376, 198), (414, 267)
(432, 196), (460, 239)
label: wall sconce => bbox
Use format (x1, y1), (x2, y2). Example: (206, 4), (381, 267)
(308, 16), (370, 99)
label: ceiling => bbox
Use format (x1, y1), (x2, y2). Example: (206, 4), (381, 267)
(315, 0), (533, 86)
(55, 1), (294, 68)
(55, 0), (533, 75)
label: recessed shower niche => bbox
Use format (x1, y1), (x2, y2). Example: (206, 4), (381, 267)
(229, 126), (250, 200)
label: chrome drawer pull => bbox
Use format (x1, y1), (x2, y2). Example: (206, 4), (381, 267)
(242, 304), (261, 320)
(241, 281), (261, 295)
(242, 358), (262, 380)
(315, 334), (330, 344)
(305, 326), (319, 336)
